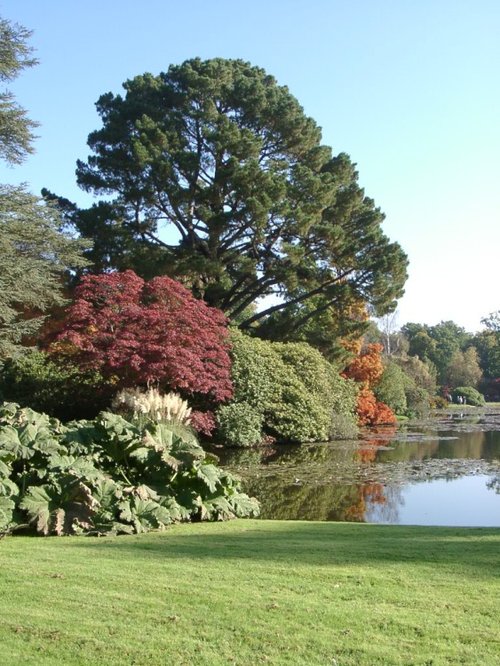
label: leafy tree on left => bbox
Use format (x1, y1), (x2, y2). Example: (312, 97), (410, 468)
(0, 16), (38, 164)
(0, 186), (89, 358)
(0, 15), (89, 359)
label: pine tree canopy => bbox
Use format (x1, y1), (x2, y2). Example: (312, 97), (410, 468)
(55, 58), (408, 335)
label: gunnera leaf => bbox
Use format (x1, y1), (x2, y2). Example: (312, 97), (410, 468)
(196, 464), (221, 493)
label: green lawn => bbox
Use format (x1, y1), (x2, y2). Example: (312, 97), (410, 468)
(1, 521), (499, 665)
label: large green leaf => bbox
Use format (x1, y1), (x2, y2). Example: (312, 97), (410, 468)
(17, 423), (38, 446)
(0, 407), (62, 462)
(48, 454), (105, 483)
(63, 421), (100, 455)
(128, 446), (152, 464)
(135, 425), (193, 472)
(128, 443), (180, 475)
(92, 477), (121, 508)
(159, 496), (190, 522)
(0, 475), (18, 498)
(144, 500), (174, 528)
(134, 484), (160, 501)
(110, 522), (135, 535)
(17, 407), (53, 427)
(117, 494), (174, 533)
(19, 485), (52, 535)
(98, 412), (141, 442)
(31, 436), (63, 457)
(94, 412), (143, 463)
(0, 496), (15, 530)
(196, 464), (221, 493)
(171, 435), (205, 465)
(0, 424), (34, 460)
(0, 458), (11, 478)
(203, 495), (234, 520)
(144, 424), (173, 451)
(0, 402), (19, 425)
(117, 498), (134, 523)
(228, 492), (260, 518)
(19, 479), (98, 536)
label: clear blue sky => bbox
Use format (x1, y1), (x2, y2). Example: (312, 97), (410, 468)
(1, 0), (499, 332)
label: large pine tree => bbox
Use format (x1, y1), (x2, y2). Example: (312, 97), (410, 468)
(53, 58), (408, 337)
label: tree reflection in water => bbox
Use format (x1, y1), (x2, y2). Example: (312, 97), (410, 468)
(213, 409), (500, 523)
(217, 428), (400, 522)
(347, 427), (402, 522)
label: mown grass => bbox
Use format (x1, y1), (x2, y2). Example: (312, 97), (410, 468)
(1, 521), (499, 665)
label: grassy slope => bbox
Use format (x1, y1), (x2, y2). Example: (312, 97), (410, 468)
(0, 521), (499, 666)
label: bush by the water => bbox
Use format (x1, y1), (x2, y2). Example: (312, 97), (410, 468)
(452, 386), (485, 406)
(0, 402), (259, 536)
(216, 331), (358, 445)
(328, 412), (360, 440)
(51, 270), (233, 413)
(216, 402), (263, 447)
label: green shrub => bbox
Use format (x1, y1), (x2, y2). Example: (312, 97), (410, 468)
(229, 331), (280, 407)
(452, 386), (485, 406)
(404, 384), (430, 417)
(220, 331), (358, 445)
(0, 402), (259, 536)
(267, 373), (329, 443)
(432, 396), (450, 409)
(374, 361), (408, 415)
(274, 342), (358, 424)
(216, 402), (263, 447)
(374, 359), (436, 418)
(0, 351), (112, 421)
(329, 412), (359, 440)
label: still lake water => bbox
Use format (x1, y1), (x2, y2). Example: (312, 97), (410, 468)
(216, 407), (500, 526)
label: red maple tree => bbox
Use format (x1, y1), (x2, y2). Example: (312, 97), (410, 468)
(51, 271), (233, 413)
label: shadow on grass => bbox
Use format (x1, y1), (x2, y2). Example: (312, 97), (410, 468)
(70, 522), (500, 578)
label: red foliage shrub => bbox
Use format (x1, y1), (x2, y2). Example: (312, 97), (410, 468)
(51, 270), (233, 406)
(189, 410), (216, 436)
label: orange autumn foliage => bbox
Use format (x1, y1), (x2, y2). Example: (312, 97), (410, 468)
(343, 343), (384, 386)
(343, 343), (396, 426)
(356, 387), (396, 426)
(339, 301), (369, 357)
(373, 401), (397, 425)
(340, 338), (363, 357)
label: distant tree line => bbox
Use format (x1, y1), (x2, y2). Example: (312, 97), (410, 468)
(369, 316), (500, 406)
